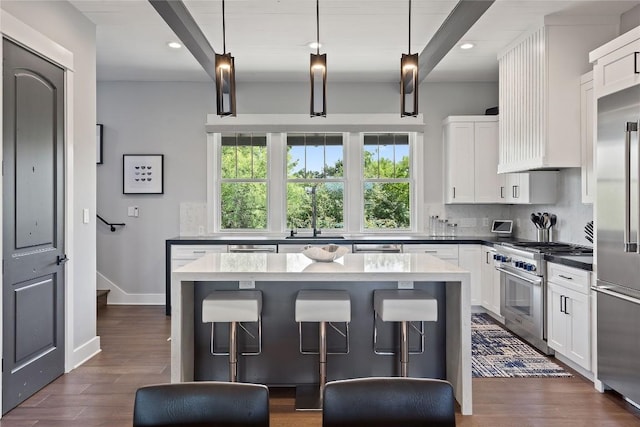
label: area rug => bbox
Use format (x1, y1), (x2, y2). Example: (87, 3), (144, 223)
(471, 314), (571, 378)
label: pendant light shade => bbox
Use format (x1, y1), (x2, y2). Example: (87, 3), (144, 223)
(310, 0), (326, 117)
(216, 0), (236, 116)
(401, 53), (418, 117)
(401, 0), (418, 117)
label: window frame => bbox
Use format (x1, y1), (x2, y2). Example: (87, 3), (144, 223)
(206, 114), (424, 235)
(361, 132), (414, 232)
(285, 132), (347, 233)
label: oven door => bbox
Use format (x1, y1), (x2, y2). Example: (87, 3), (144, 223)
(498, 267), (546, 349)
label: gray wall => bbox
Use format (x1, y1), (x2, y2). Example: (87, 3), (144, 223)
(97, 80), (499, 297)
(1, 0), (98, 362)
(620, 4), (640, 34)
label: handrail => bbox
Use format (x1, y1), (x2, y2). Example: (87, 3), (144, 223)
(97, 214), (125, 232)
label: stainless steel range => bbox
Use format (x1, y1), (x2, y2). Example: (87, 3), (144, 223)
(493, 242), (592, 355)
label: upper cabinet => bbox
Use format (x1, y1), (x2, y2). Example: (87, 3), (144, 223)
(443, 116), (504, 204)
(589, 25), (640, 98)
(498, 19), (618, 173)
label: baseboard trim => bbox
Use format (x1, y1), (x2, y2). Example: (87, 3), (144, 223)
(71, 336), (101, 370)
(97, 271), (164, 305)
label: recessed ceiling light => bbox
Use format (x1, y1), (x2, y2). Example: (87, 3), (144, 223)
(167, 41), (182, 49)
(459, 42), (474, 50)
(308, 41), (322, 50)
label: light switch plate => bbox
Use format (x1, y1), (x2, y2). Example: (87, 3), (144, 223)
(128, 206), (139, 217)
(83, 208), (90, 224)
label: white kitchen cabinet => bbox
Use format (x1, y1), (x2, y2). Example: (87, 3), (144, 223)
(171, 244), (227, 270)
(480, 245), (501, 316)
(443, 116), (502, 204)
(402, 244), (458, 261)
(498, 21), (617, 173)
(503, 171), (558, 204)
(580, 71), (595, 204)
(458, 245), (482, 307)
(547, 263), (591, 371)
(589, 25), (640, 99)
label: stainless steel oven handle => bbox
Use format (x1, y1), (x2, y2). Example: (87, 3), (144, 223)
(592, 286), (640, 305)
(496, 267), (542, 286)
(624, 122), (638, 253)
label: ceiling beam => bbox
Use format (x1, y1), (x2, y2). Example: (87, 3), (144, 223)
(418, 0), (495, 83)
(148, 0), (217, 82)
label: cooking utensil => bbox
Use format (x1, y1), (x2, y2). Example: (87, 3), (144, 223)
(550, 214), (557, 228)
(531, 213), (540, 228)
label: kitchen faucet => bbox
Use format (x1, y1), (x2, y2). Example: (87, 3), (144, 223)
(307, 186), (321, 237)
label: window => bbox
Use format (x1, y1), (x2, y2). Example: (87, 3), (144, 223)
(363, 133), (411, 230)
(286, 133), (344, 230)
(220, 133), (268, 229)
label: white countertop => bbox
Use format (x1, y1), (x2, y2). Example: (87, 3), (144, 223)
(173, 252), (468, 281)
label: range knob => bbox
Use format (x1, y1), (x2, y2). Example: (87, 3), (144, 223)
(528, 264), (536, 272)
(515, 261), (523, 268)
(493, 254), (500, 261)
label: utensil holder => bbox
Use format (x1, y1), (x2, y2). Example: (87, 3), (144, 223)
(536, 228), (549, 242)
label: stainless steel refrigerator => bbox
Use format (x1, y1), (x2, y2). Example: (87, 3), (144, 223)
(594, 84), (640, 405)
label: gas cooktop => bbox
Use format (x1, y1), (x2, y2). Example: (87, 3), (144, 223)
(500, 241), (593, 255)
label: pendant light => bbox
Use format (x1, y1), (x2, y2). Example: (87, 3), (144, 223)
(310, 0), (326, 117)
(215, 0), (236, 116)
(401, 0), (418, 117)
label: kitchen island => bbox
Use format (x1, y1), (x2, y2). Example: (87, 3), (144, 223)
(171, 252), (472, 414)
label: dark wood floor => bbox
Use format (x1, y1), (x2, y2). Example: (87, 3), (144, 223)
(1, 305), (639, 426)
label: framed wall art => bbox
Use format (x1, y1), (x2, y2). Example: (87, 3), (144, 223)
(96, 124), (103, 164)
(123, 154), (164, 194)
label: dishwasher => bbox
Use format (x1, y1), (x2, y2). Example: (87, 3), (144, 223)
(227, 244), (277, 253)
(352, 243), (403, 253)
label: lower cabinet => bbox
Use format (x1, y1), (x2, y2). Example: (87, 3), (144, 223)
(480, 245), (501, 316)
(547, 263), (591, 371)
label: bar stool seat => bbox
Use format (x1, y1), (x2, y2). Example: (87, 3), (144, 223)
(202, 290), (262, 383)
(203, 291), (262, 323)
(373, 289), (437, 378)
(374, 289), (437, 322)
(295, 290), (351, 411)
(295, 290), (351, 323)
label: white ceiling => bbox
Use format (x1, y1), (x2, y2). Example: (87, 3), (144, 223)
(69, 0), (639, 83)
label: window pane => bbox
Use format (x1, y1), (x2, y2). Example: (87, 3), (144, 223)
(287, 145), (305, 178)
(364, 133), (410, 179)
(221, 134), (267, 179)
(286, 183), (344, 230)
(287, 133), (344, 179)
(221, 145), (237, 179)
(364, 182), (410, 229)
(220, 182), (267, 229)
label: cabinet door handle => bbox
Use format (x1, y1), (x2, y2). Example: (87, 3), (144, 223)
(559, 295), (565, 313)
(500, 186), (504, 199)
(635, 52), (639, 74)
(558, 274), (573, 280)
(453, 187), (456, 199)
(563, 296), (570, 315)
(192, 250), (206, 254)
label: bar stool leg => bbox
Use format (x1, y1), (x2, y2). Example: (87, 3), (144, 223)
(319, 321), (327, 396)
(400, 320), (409, 377)
(229, 321), (238, 382)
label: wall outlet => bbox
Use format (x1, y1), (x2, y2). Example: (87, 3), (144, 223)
(83, 208), (90, 224)
(239, 280), (255, 289)
(398, 281), (414, 289)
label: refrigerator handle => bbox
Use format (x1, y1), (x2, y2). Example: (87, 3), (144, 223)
(624, 122), (638, 253)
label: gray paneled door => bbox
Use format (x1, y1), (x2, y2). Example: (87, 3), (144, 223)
(2, 38), (66, 413)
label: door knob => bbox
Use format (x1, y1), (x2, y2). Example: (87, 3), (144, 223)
(56, 254), (69, 265)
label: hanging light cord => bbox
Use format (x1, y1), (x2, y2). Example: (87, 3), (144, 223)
(408, 0), (411, 54)
(316, 0), (320, 55)
(222, 0), (227, 54)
